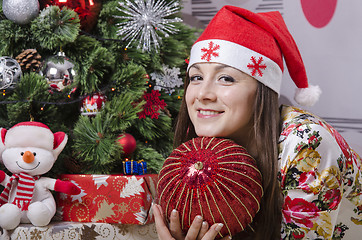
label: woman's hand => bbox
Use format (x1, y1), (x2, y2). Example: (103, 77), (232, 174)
(153, 204), (230, 240)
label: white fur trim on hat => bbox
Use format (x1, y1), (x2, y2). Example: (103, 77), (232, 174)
(188, 39), (283, 94)
(5, 125), (54, 151)
(294, 85), (322, 107)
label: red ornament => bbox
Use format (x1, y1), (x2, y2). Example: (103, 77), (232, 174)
(157, 137), (263, 238)
(80, 92), (106, 116)
(137, 90), (166, 119)
(117, 133), (137, 156)
(39, 0), (102, 32)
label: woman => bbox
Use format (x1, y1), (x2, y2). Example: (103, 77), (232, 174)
(154, 5), (362, 240)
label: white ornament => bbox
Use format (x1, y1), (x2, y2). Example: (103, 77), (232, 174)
(151, 64), (183, 94)
(0, 56), (22, 90)
(115, 0), (182, 52)
(2, 0), (39, 25)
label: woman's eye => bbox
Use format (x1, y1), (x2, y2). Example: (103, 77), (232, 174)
(220, 76), (235, 83)
(190, 75), (203, 82)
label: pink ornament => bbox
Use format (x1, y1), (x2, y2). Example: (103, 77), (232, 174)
(117, 133), (137, 156)
(301, 0), (337, 28)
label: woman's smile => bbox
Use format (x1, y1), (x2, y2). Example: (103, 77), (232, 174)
(197, 109), (224, 118)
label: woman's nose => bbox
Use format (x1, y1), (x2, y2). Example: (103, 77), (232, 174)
(197, 80), (217, 101)
(22, 151), (35, 164)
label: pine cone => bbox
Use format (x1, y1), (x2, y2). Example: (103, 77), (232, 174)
(15, 49), (42, 72)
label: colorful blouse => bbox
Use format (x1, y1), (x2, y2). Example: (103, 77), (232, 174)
(278, 105), (362, 239)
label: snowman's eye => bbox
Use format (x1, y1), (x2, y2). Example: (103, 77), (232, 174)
(21, 152), (24, 156)
(33, 152), (36, 156)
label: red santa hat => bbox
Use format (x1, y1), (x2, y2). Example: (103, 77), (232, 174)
(1, 121), (66, 151)
(187, 5), (321, 106)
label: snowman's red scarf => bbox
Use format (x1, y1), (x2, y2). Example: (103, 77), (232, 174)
(0, 172), (39, 210)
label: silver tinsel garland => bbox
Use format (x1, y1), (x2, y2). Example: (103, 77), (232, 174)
(115, 0), (182, 52)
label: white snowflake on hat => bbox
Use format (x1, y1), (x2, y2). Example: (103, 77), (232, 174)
(0, 122), (81, 230)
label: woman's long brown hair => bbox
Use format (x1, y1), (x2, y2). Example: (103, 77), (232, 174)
(173, 76), (282, 239)
(251, 82), (282, 240)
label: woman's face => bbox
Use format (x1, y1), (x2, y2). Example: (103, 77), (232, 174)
(186, 63), (258, 145)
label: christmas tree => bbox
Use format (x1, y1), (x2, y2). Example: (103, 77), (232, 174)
(0, 0), (196, 175)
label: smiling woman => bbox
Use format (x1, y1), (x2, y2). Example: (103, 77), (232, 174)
(154, 5), (362, 240)
(186, 63), (258, 148)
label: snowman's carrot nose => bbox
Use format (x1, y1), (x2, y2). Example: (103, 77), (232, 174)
(22, 151), (35, 163)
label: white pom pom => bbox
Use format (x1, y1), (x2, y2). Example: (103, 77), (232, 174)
(294, 85), (322, 107)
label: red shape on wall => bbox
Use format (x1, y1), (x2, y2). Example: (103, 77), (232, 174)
(301, 0), (337, 28)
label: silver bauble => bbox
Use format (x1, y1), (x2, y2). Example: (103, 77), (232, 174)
(0, 56), (22, 90)
(2, 0), (39, 25)
(40, 52), (76, 91)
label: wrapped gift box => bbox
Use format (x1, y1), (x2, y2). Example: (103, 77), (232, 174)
(56, 174), (158, 224)
(0, 221), (158, 240)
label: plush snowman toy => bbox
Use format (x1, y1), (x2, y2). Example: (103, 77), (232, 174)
(0, 122), (80, 230)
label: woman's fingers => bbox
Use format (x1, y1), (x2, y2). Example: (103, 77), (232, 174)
(201, 223), (224, 240)
(153, 204), (176, 240)
(169, 209), (185, 240)
(184, 215), (204, 240)
(154, 205), (228, 240)
(197, 221), (209, 240)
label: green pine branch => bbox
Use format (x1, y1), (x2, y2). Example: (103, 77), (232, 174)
(6, 72), (57, 124)
(31, 6), (80, 50)
(73, 113), (118, 174)
(78, 46), (115, 93)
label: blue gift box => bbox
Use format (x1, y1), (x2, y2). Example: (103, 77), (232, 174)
(122, 159), (147, 175)
(137, 160), (147, 175)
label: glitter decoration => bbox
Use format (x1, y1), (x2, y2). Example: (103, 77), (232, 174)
(2, 0), (40, 25)
(137, 90), (167, 119)
(151, 64), (183, 94)
(157, 137), (263, 239)
(0, 56), (22, 90)
(115, 0), (182, 52)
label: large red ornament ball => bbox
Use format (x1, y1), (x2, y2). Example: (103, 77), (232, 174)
(117, 133), (137, 156)
(157, 137), (263, 238)
(39, 0), (102, 32)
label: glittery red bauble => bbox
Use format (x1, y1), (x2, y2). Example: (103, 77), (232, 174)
(117, 133), (137, 156)
(157, 137), (263, 238)
(39, 0), (102, 32)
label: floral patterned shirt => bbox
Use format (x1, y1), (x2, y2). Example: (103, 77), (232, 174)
(278, 105), (362, 239)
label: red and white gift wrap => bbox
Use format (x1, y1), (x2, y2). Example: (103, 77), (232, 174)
(56, 174), (157, 224)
